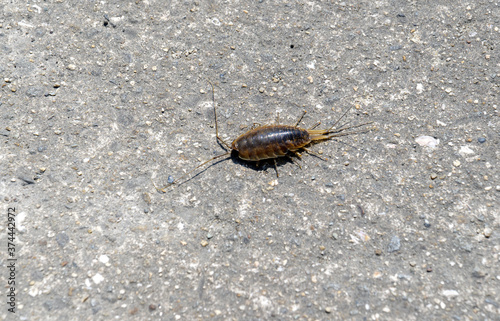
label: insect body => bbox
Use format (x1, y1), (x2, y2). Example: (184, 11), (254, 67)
(232, 124), (354, 162)
(157, 81), (371, 190)
(232, 125), (310, 161)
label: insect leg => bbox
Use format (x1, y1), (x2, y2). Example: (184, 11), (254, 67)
(302, 147), (328, 161)
(294, 110), (307, 127)
(251, 122), (262, 129)
(273, 159), (279, 177)
(207, 80), (232, 150)
(288, 152), (302, 169)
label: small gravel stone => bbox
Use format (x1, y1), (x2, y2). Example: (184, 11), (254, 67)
(453, 160), (461, 167)
(92, 273), (104, 284)
(200, 240), (209, 247)
(99, 255), (110, 264)
(167, 175), (174, 184)
(387, 236), (401, 253)
(442, 289), (459, 298)
(26, 86), (45, 98)
(483, 228), (492, 238)
(472, 267), (486, 278)
(56, 232), (69, 248)
(460, 239), (473, 252)
(415, 135), (439, 148)
(477, 137), (486, 143)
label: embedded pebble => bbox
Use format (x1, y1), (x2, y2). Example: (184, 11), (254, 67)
(483, 228), (492, 238)
(472, 267), (486, 278)
(26, 86), (45, 98)
(453, 160), (461, 167)
(477, 137), (486, 143)
(442, 290), (459, 298)
(56, 232), (69, 248)
(92, 273), (104, 284)
(268, 179), (278, 186)
(415, 135), (439, 148)
(99, 255), (110, 264)
(167, 175), (174, 184)
(459, 146), (474, 156)
(387, 236), (401, 253)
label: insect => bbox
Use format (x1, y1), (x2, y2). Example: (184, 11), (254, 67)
(156, 81), (372, 191)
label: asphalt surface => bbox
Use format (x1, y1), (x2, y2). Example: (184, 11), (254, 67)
(1, 1), (499, 320)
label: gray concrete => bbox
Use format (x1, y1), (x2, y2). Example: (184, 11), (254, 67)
(1, 0), (499, 320)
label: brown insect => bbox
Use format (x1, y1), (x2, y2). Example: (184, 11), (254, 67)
(156, 82), (372, 191)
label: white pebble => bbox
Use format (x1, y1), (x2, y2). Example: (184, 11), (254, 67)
(99, 255), (109, 264)
(459, 146), (474, 156)
(442, 289), (459, 297)
(415, 135), (439, 148)
(92, 273), (104, 284)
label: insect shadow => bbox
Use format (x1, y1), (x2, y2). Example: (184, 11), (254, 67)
(154, 81), (373, 192)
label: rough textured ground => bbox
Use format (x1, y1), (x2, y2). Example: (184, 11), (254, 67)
(1, 0), (499, 320)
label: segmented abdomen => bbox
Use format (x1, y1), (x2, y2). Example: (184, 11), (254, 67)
(231, 125), (311, 161)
